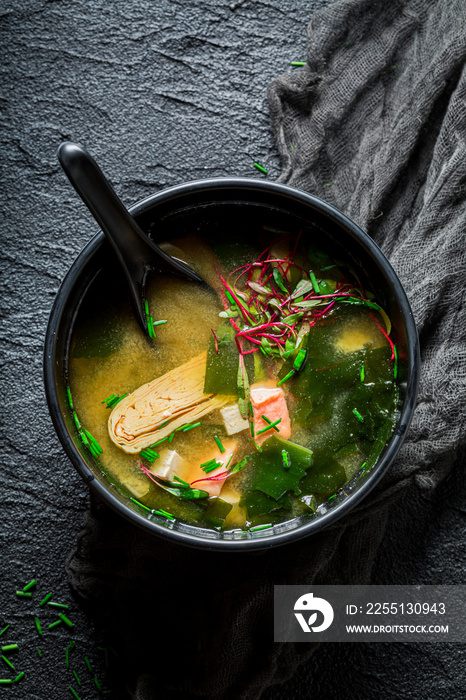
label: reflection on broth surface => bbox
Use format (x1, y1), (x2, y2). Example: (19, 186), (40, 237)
(68, 229), (399, 532)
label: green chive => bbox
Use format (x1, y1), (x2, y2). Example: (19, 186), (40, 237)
(37, 648), (41, 658)
(393, 344), (398, 379)
(249, 439), (262, 452)
(201, 458), (221, 474)
(16, 591), (32, 598)
(69, 687), (81, 700)
(156, 419), (171, 430)
(140, 449), (159, 463)
(84, 430), (102, 454)
(261, 415), (281, 432)
(310, 271), (320, 294)
(58, 613), (74, 628)
(360, 364), (365, 382)
(148, 315), (156, 339)
(0, 626), (10, 638)
(130, 497), (151, 512)
(358, 461), (368, 478)
(352, 408), (364, 422)
(214, 436), (226, 453)
(250, 419), (255, 437)
(0, 679), (13, 684)
(14, 672), (24, 683)
(73, 670), (81, 686)
(250, 524), (273, 531)
(48, 620), (62, 630)
(290, 61), (306, 66)
(22, 579), (36, 592)
(328, 494), (336, 500)
(277, 369), (294, 387)
(152, 508), (176, 521)
(144, 300), (149, 315)
(253, 162), (268, 174)
(225, 454), (234, 470)
(2, 655), (14, 670)
(173, 476), (190, 487)
(1, 645), (18, 652)
(35, 617), (42, 636)
(66, 386), (74, 409)
(94, 675), (102, 691)
(180, 421), (202, 432)
(67, 640), (76, 652)
(168, 432), (175, 443)
(150, 436), (169, 447)
(281, 450), (290, 469)
(84, 656), (92, 674)
(293, 348), (307, 372)
(47, 602), (70, 610)
(257, 418), (281, 435)
(152, 319), (168, 327)
(40, 593), (53, 606)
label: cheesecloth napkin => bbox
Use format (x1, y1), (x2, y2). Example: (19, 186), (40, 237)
(67, 0), (466, 697)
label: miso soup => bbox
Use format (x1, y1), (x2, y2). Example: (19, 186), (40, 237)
(68, 224), (399, 532)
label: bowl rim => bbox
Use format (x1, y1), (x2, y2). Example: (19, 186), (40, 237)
(44, 176), (420, 551)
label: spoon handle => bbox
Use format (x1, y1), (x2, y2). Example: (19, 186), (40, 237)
(57, 142), (205, 336)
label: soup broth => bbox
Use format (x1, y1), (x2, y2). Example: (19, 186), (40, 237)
(68, 225), (399, 532)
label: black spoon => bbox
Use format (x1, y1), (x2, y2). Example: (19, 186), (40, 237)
(57, 141), (206, 338)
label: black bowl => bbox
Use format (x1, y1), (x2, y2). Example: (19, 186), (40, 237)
(44, 178), (420, 550)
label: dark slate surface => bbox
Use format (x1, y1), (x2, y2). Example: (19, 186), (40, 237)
(0, 1), (464, 698)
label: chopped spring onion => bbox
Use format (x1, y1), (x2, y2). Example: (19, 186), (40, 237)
(250, 524), (273, 531)
(73, 670), (81, 686)
(214, 436), (226, 453)
(58, 613), (74, 628)
(277, 370), (294, 387)
(22, 579), (36, 592)
(1, 655), (14, 670)
(48, 620), (62, 630)
(261, 415), (281, 433)
(352, 408), (364, 422)
(140, 448), (159, 463)
(39, 593), (52, 606)
(253, 162), (268, 174)
(256, 418), (281, 436)
(48, 602), (70, 610)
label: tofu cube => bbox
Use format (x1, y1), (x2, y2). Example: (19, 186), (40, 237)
(150, 449), (184, 480)
(220, 404), (249, 435)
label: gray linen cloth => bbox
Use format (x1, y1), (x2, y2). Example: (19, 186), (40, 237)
(67, 0), (466, 697)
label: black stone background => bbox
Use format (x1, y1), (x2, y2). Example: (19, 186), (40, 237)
(1, 1), (464, 698)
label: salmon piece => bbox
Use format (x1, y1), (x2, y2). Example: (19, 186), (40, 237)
(173, 439), (236, 498)
(250, 384), (291, 446)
